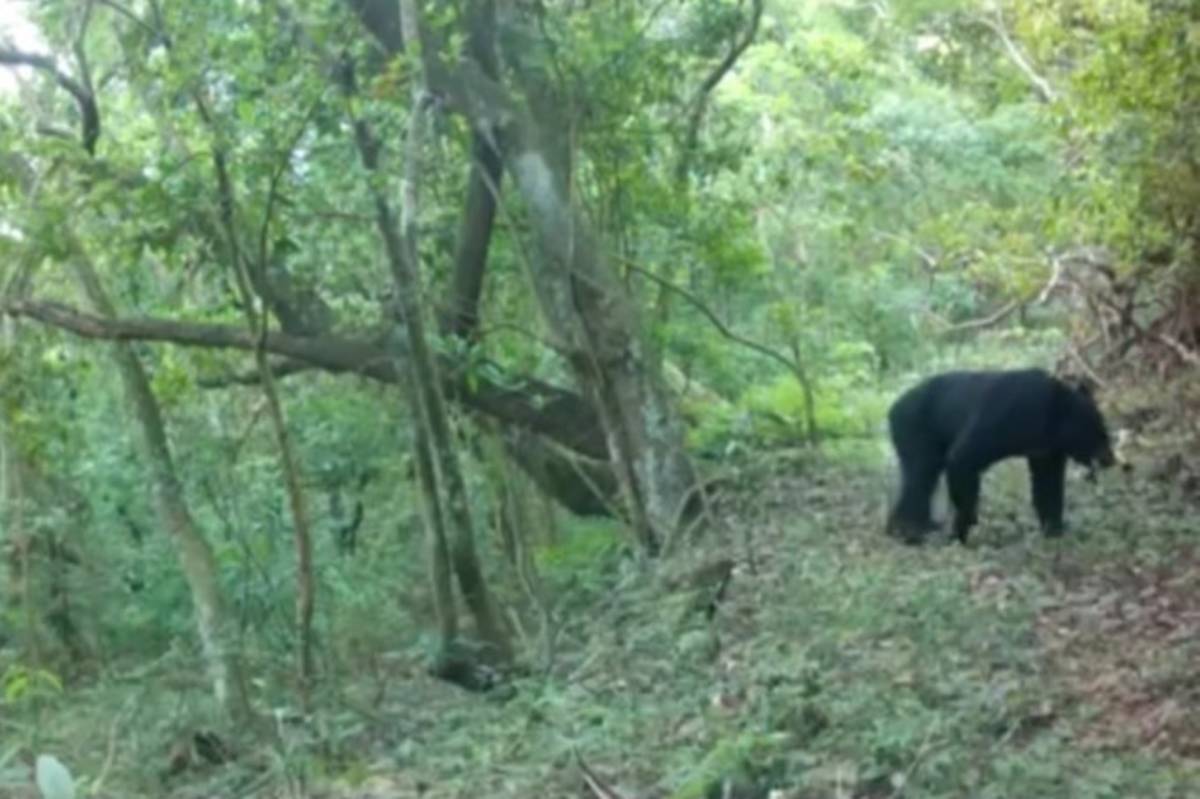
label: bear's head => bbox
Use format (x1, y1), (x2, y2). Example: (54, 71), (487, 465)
(1056, 378), (1116, 470)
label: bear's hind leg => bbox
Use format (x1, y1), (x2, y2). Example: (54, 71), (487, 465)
(945, 457), (982, 544)
(890, 451), (943, 543)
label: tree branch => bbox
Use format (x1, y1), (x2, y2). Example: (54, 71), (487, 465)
(2, 298), (608, 457)
(978, 8), (1057, 104)
(940, 251), (1072, 336)
(675, 0), (764, 185)
(623, 257), (800, 377)
(3, 299), (399, 379)
(939, 300), (1020, 335)
(196, 359), (317, 387)
(0, 48), (100, 153)
(439, 0), (504, 341)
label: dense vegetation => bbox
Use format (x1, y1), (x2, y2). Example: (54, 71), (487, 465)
(1, 0), (1198, 796)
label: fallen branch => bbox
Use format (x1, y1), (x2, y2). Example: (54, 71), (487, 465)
(1156, 332), (1200, 368)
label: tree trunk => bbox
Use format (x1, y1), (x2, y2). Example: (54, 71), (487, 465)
(71, 255), (251, 722)
(0, 419), (38, 664)
(501, 133), (699, 553)
(412, 423), (459, 649)
(346, 0), (511, 663)
(0, 416), (95, 666)
(206, 135), (317, 697)
(347, 0), (701, 554)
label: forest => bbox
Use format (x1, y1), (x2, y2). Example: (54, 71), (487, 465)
(1, 0), (1199, 796)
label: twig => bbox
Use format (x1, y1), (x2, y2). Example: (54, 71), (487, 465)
(676, 0), (765, 185)
(940, 300), (1019, 336)
(977, 7), (1057, 103)
(575, 748), (633, 799)
(620, 257), (799, 376)
(889, 724), (937, 799)
(1037, 254), (1064, 304)
(96, 0), (157, 36)
(89, 694), (138, 795)
(0, 47), (100, 153)
(1157, 332), (1200, 367)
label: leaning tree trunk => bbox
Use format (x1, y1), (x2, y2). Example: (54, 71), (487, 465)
(203, 129), (317, 698)
(494, 107), (698, 553)
(342, 0), (512, 665)
(72, 255), (251, 722)
(0, 34), (251, 720)
(506, 141), (698, 554)
(346, 0), (700, 555)
(425, 7), (699, 554)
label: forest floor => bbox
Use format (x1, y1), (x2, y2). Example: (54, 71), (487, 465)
(313, 436), (1200, 798)
(6, 431), (1200, 798)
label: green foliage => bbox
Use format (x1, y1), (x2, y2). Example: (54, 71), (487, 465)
(2, 664), (62, 704)
(535, 519), (623, 584)
(669, 731), (790, 799)
(737, 371), (887, 443)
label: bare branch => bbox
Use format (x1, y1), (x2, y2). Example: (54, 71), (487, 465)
(0, 48), (100, 153)
(978, 8), (1057, 104)
(1037, 253), (1065, 304)
(622, 257), (799, 377)
(96, 0), (157, 36)
(1157, 332), (1200, 367)
(939, 300), (1020, 335)
(2, 297), (609, 456)
(942, 249), (1074, 336)
(675, 0), (765, 185)
(2, 299), (398, 379)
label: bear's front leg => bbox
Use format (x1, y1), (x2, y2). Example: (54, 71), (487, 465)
(1028, 453), (1067, 536)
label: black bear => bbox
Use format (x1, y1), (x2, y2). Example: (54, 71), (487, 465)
(886, 368), (1116, 544)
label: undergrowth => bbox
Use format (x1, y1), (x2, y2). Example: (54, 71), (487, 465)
(4, 420), (1200, 798)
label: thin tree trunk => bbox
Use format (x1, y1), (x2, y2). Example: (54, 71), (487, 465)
(342, 0), (511, 662)
(0, 424), (94, 664)
(347, 0), (701, 555)
(400, 0), (510, 661)
(0, 31), (250, 718)
(0, 417), (39, 665)
(205, 135), (317, 696)
(787, 341), (819, 447)
(411, 424), (458, 648)
(481, 427), (556, 671)
(71, 255), (251, 722)
(503, 138), (698, 554)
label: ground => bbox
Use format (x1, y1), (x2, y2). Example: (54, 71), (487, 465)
(3, 437), (1200, 798)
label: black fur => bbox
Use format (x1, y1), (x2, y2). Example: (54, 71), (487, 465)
(886, 368), (1115, 544)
